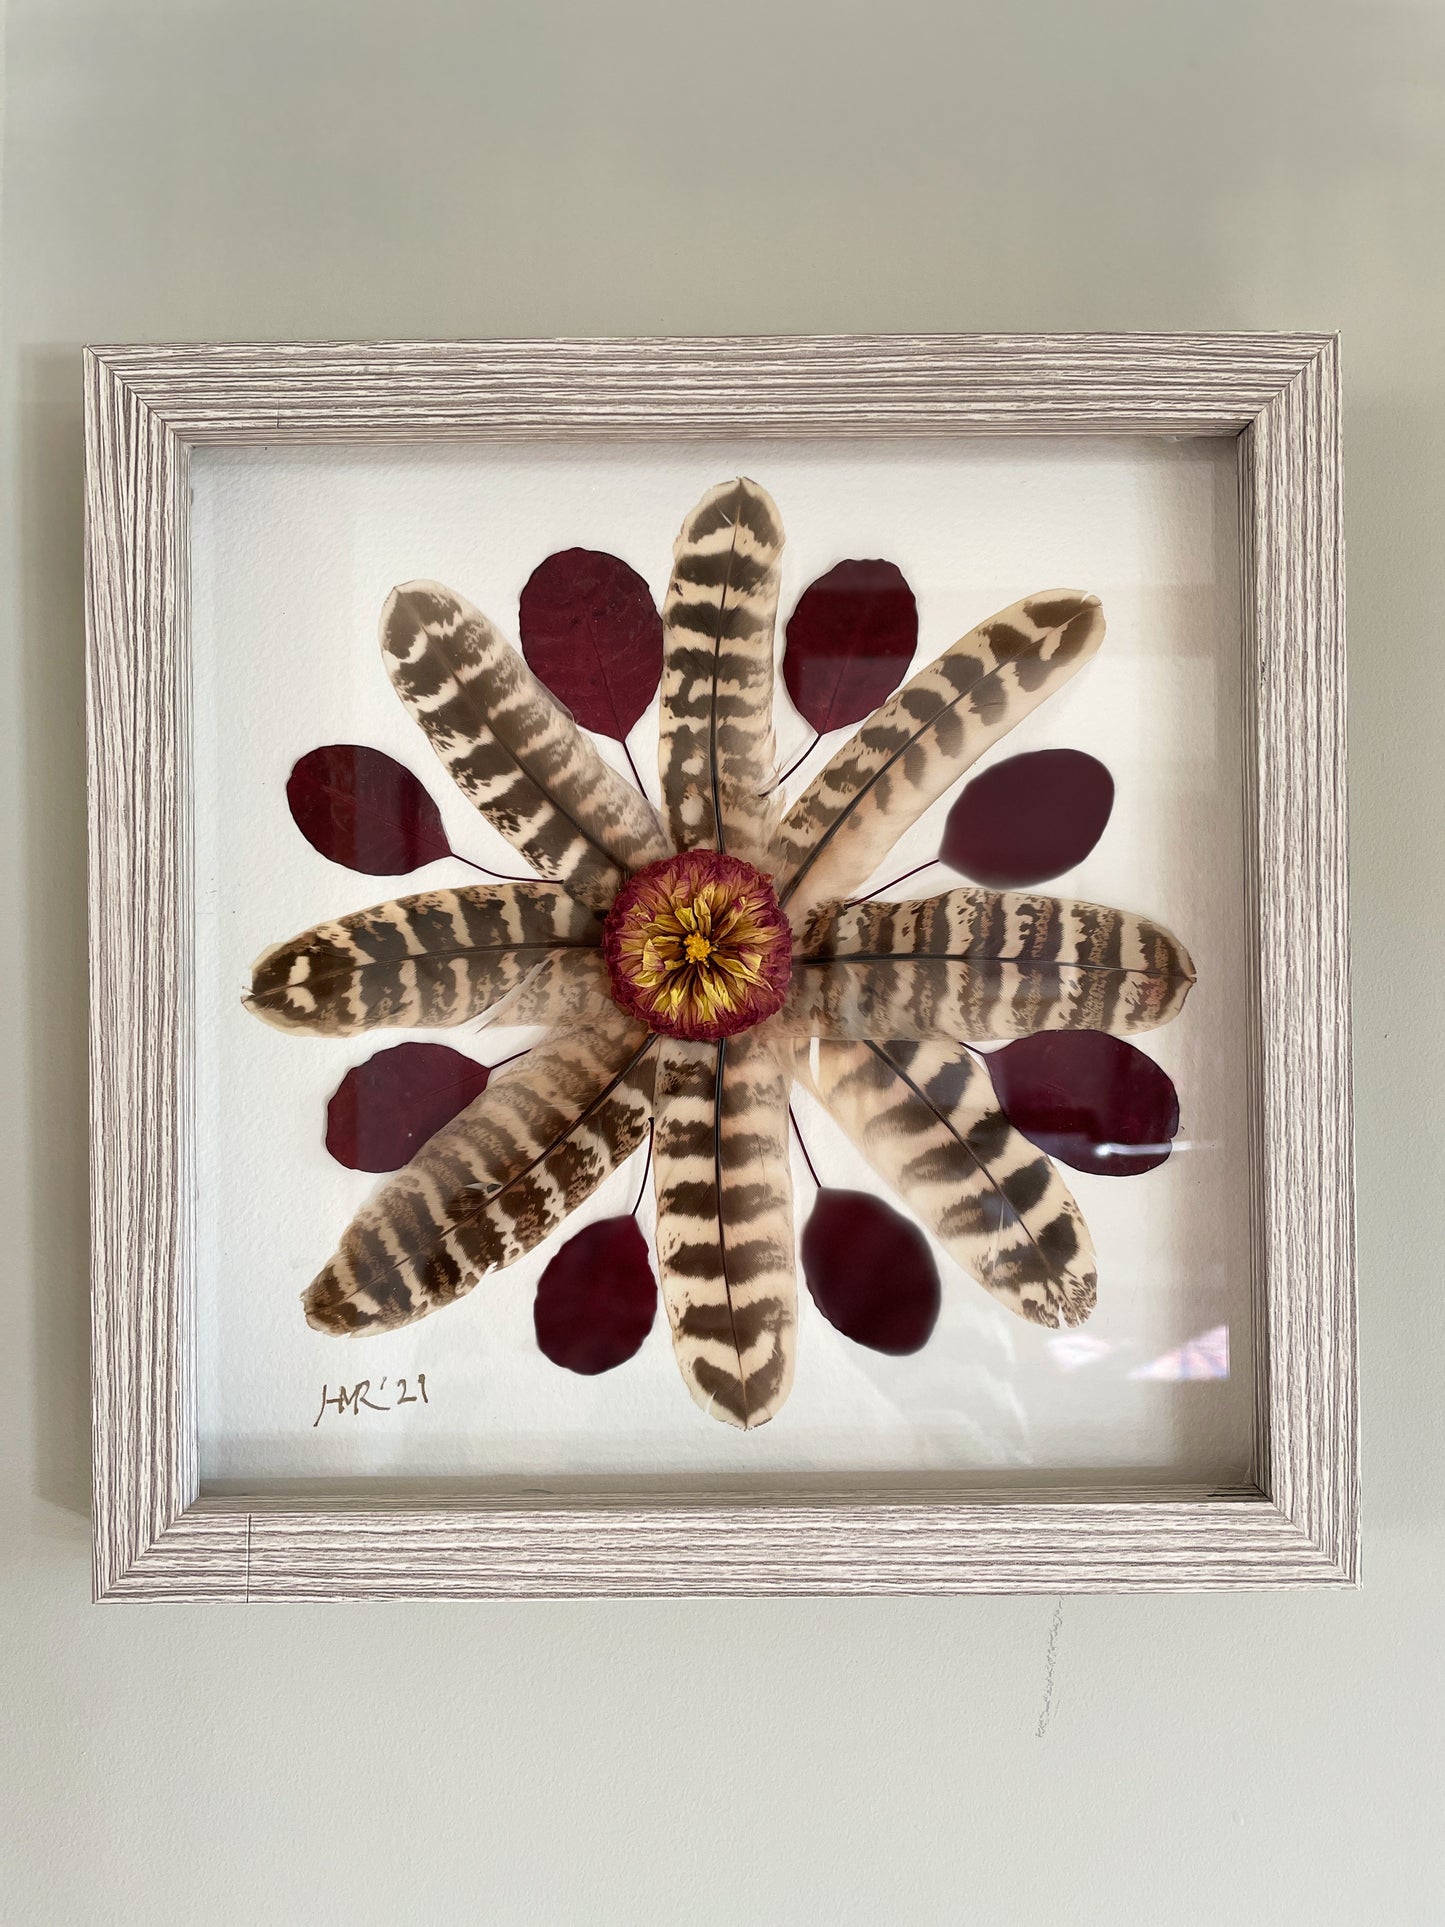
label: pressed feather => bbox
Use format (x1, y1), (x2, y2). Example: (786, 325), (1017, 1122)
(800, 1036), (1097, 1328)
(651, 1031), (796, 1428)
(770, 591), (1106, 924)
(246, 883), (603, 1036)
(246, 485), (1205, 1424)
(482, 945), (618, 1031)
(777, 887), (1195, 1041)
(305, 1011), (656, 1334)
(657, 479), (785, 865)
(382, 580), (671, 912)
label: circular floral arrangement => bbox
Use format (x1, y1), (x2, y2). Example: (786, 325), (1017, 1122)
(250, 479), (1194, 1430)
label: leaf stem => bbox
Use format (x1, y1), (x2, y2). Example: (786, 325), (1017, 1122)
(847, 858), (948, 906)
(765, 731), (822, 795)
(630, 1124), (655, 1217)
(788, 1105), (824, 1192)
(455, 852), (543, 885)
(620, 738), (649, 798)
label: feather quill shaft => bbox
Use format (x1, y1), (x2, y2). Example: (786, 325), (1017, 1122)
(652, 1031), (796, 1428)
(777, 887), (1195, 1041)
(658, 479), (784, 864)
(801, 1037), (1096, 1327)
(305, 1013), (656, 1334)
(771, 592), (1106, 923)
(383, 581), (671, 912)
(246, 884), (603, 1035)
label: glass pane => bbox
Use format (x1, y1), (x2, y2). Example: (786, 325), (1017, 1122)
(190, 434), (1251, 1491)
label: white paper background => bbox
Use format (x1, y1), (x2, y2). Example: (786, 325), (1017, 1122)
(191, 435), (1249, 1490)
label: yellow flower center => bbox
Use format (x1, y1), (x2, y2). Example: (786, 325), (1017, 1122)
(684, 933), (713, 964)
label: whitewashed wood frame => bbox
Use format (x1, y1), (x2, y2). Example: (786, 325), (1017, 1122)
(85, 335), (1354, 1598)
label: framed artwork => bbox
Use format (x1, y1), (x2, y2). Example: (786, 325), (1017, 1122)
(86, 333), (1354, 1598)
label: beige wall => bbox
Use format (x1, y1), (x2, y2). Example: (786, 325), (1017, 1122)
(4, 3), (1441, 1920)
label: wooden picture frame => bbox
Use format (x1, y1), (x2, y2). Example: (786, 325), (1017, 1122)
(86, 333), (1354, 1598)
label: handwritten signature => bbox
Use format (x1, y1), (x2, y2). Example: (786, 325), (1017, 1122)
(313, 1374), (429, 1426)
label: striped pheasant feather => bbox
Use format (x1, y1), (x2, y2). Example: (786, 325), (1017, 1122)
(658, 479), (785, 865)
(247, 884), (603, 1035)
(801, 1037), (1097, 1328)
(482, 946), (617, 1032)
(779, 887), (1195, 1042)
(652, 1031), (796, 1428)
(305, 1011), (657, 1334)
(771, 592), (1106, 923)
(383, 581), (671, 912)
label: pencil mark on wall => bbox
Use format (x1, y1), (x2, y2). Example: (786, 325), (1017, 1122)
(1035, 1596), (1065, 1738)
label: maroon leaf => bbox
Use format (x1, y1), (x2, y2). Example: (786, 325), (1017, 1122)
(288, 744), (452, 876)
(801, 1189), (941, 1354)
(533, 1217), (658, 1374)
(984, 1032), (1179, 1178)
(518, 549), (663, 740)
(941, 748), (1114, 889)
(325, 1042), (492, 1173)
(783, 559), (918, 735)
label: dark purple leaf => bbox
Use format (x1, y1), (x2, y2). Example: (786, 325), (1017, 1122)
(533, 1217), (657, 1374)
(985, 1032), (1179, 1178)
(783, 559), (917, 735)
(325, 1042), (492, 1173)
(941, 748), (1114, 889)
(801, 1189), (941, 1354)
(518, 549), (663, 741)
(288, 744), (452, 876)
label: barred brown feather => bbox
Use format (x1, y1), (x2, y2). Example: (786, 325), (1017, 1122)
(779, 887), (1195, 1041)
(801, 1037), (1097, 1328)
(771, 592), (1106, 923)
(652, 1031), (796, 1429)
(658, 479), (785, 864)
(482, 946), (617, 1031)
(246, 884), (603, 1036)
(304, 1012), (657, 1334)
(382, 581), (671, 912)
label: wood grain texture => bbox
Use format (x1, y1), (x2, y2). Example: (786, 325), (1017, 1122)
(86, 353), (196, 1602)
(85, 333), (1355, 1599)
(1241, 341), (1357, 1575)
(86, 333), (1330, 440)
(124, 1486), (1341, 1601)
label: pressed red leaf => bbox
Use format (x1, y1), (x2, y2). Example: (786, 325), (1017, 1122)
(801, 1189), (941, 1354)
(783, 559), (918, 735)
(325, 1042), (492, 1173)
(985, 1032), (1179, 1178)
(941, 748), (1114, 888)
(533, 1216), (658, 1374)
(518, 548), (663, 740)
(287, 744), (452, 875)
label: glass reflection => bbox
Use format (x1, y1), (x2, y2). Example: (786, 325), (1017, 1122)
(1128, 1324), (1229, 1381)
